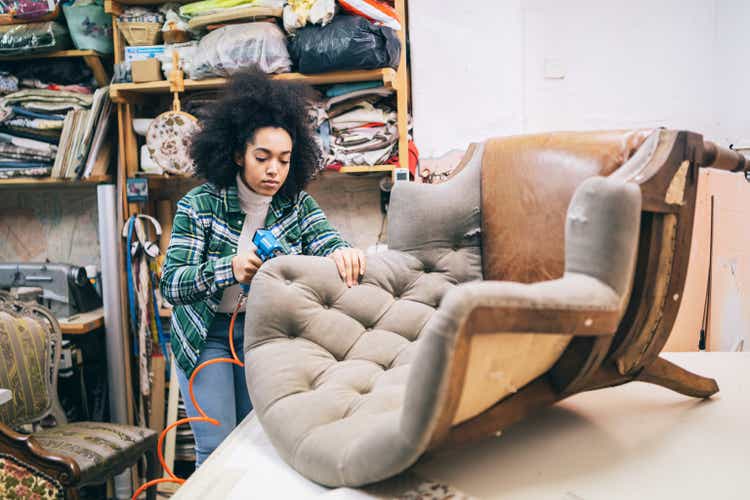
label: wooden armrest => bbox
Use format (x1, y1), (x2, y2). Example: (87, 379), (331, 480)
(440, 279), (624, 339)
(0, 422), (80, 484)
(466, 305), (621, 336)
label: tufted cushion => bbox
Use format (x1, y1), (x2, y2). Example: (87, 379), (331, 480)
(244, 145), (485, 487)
(0, 311), (52, 428)
(242, 141), (649, 487)
(32, 422), (157, 485)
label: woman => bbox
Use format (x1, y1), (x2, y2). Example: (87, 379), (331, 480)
(160, 69), (366, 466)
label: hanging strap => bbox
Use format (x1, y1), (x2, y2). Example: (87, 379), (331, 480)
(125, 216), (139, 355)
(699, 195), (714, 351)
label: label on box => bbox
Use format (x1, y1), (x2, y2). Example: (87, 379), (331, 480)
(125, 45), (166, 63)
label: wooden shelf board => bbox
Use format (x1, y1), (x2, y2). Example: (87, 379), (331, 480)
(336, 165), (395, 173)
(0, 49), (103, 61)
(0, 176), (112, 188)
(110, 68), (397, 102)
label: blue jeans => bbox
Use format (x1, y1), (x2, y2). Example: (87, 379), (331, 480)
(176, 313), (252, 467)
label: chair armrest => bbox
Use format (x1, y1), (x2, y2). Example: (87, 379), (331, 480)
(0, 422), (81, 484)
(437, 274), (623, 337)
(0, 388), (11, 406)
(433, 175), (642, 338)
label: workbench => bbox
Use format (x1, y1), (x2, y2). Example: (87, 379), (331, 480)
(58, 307), (105, 335)
(171, 352), (749, 499)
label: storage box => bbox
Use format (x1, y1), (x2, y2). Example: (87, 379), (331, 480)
(132, 59), (163, 83)
(125, 45), (165, 62)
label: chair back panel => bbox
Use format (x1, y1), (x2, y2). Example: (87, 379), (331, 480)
(481, 129), (653, 283)
(0, 301), (54, 428)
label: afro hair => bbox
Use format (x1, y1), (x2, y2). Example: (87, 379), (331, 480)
(190, 68), (321, 200)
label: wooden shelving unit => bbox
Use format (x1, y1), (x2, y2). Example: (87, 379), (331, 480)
(0, 49), (110, 87)
(109, 68), (398, 101)
(113, 0), (410, 218)
(0, 175), (112, 189)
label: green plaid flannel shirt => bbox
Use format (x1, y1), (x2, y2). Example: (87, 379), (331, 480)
(161, 182), (350, 376)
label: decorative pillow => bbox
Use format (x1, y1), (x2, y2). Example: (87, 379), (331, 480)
(0, 311), (52, 428)
(0, 454), (63, 500)
(146, 110), (199, 176)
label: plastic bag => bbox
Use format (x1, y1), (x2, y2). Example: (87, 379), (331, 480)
(0, 21), (71, 55)
(338, 0), (400, 30)
(288, 15), (400, 74)
(189, 22), (291, 80)
(157, 41), (198, 78)
(61, 0), (113, 53)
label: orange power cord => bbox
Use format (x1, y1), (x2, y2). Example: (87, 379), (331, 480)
(132, 297), (245, 499)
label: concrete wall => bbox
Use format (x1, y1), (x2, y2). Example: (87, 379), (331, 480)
(0, 187), (100, 268)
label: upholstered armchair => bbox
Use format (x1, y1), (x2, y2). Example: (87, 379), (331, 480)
(243, 129), (747, 488)
(0, 294), (160, 500)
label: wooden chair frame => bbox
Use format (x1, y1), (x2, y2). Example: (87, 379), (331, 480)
(0, 294), (160, 500)
(427, 130), (746, 450)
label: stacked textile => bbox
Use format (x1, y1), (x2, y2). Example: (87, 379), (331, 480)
(316, 81), (407, 168)
(0, 58), (108, 179)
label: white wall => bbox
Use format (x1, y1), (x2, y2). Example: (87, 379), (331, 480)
(409, 0), (748, 157)
(713, 0), (750, 147)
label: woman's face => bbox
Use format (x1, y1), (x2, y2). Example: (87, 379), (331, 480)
(236, 126), (292, 196)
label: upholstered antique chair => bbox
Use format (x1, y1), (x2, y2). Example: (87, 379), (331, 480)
(243, 129), (747, 488)
(0, 294), (160, 500)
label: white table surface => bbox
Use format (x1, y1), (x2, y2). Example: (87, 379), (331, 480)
(173, 352), (750, 500)
(0, 389), (10, 406)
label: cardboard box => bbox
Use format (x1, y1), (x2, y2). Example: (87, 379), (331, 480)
(132, 59), (163, 83)
(125, 45), (165, 62)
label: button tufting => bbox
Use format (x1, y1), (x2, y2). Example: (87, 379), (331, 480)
(285, 279), (292, 285)
(323, 304), (330, 309)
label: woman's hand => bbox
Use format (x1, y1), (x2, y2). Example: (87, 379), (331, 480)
(231, 252), (264, 284)
(329, 247), (366, 287)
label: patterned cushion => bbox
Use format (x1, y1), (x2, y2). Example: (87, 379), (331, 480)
(0, 454), (63, 500)
(0, 311), (52, 428)
(32, 422), (157, 484)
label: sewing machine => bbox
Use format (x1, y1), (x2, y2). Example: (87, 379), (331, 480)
(0, 263), (102, 318)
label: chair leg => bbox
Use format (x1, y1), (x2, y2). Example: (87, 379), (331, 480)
(65, 486), (80, 500)
(637, 356), (719, 398)
(145, 444), (162, 500)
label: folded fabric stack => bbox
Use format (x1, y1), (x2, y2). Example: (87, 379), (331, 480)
(316, 81), (409, 169)
(0, 59), (109, 179)
(0, 131), (57, 178)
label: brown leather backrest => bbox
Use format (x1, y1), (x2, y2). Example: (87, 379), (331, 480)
(481, 129), (653, 283)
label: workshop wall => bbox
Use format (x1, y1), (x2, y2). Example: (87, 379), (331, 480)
(0, 188), (100, 267)
(410, 0), (749, 157)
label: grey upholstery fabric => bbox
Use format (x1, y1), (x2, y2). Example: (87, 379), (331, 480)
(33, 422), (157, 484)
(244, 145), (484, 487)
(243, 144), (642, 487)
